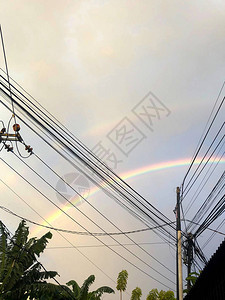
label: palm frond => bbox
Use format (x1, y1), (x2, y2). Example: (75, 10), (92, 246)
(67, 279), (81, 298)
(10, 220), (29, 250)
(0, 221), (8, 282)
(79, 275), (95, 300)
(91, 286), (115, 299)
(29, 232), (52, 257)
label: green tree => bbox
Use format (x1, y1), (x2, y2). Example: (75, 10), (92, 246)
(163, 291), (176, 300)
(131, 287), (142, 300)
(146, 288), (175, 300)
(158, 290), (175, 300)
(0, 220), (72, 300)
(146, 289), (158, 300)
(67, 274), (114, 300)
(116, 270), (128, 300)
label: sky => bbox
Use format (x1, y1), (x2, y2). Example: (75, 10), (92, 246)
(0, 1), (225, 298)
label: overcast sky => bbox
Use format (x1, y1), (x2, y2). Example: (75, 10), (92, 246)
(0, 1), (225, 298)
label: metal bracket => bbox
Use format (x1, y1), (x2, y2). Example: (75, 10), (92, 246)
(0, 133), (23, 142)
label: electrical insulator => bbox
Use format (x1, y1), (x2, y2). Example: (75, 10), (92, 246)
(13, 124), (20, 132)
(5, 144), (13, 152)
(25, 145), (33, 153)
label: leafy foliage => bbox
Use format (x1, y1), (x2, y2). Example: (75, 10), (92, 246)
(0, 220), (72, 300)
(184, 271), (201, 294)
(116, 270), (128, 292)
(131, 287), (142, 300)
(67, 275), (114, 300)
(0, 220), (114, 299)
(146, 288), (175, 300)
(116, 270), (128, 300)
(146, 289), (158, 300)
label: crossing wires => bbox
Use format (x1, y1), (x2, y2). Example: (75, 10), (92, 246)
(0, 70), (177, 290)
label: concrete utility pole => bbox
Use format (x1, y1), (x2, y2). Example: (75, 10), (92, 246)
(176, 187), (183, 300)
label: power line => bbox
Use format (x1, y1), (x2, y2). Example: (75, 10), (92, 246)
(0, 26), (16, 123)
(0, 177), (118, 285)
(12, 150), (176, 280)
(0, 157), (176, 289)
(183, 135), (225, 200)
(183, 219), (225, 236)
(186, 169), (225, 231)
(33, 151), (176, 272)
(0, 204), (176, 236)
(46, 242), (167, 250)
(183, 122), (225, 194)
(0, 93), (177, 246)
(0, 77), (175, 231)
(202, 218), (225, 249)
(193, 194), (225, 238)
(0, 86), (176, 247)
(0, 68), (178, 288)
(189, 82), (225, 168)
(184, 149), (225, 215)
(181, 94), (225, 195)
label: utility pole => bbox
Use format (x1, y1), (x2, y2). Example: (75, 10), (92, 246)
(176, 187), (183, 300)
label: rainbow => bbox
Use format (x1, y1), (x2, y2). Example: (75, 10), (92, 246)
(31, 156), (225, 235)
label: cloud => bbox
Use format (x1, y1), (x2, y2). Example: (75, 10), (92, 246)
(1, 1), (225, 296)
